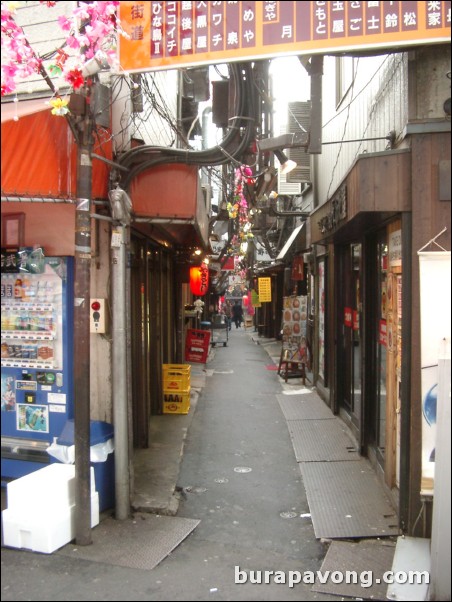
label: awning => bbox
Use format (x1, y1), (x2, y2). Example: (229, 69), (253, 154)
(276, 223), (305, 260)
(1, 97), (50, 123)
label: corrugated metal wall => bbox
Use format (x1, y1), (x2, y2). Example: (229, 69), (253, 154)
(315, 53), (409, 206)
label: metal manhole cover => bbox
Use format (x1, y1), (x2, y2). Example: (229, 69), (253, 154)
(234, 466), (252, 473)
(280, 511), (298, 519)
(214, 478), (229, 483)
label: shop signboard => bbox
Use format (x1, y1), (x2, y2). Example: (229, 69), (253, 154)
(291, 255), (304, 281)
(258, 277), (271, 303)
(119, 2), (451, 73)
(344, 307), (353, 328)
(185, 328), (211, 363)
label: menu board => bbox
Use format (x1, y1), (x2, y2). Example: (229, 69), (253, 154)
(282, 295), (308, 362)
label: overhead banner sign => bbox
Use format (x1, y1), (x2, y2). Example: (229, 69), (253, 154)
(119, 1), (450, 73)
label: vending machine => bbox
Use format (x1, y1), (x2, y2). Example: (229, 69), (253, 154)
(1, 249), (74, 479)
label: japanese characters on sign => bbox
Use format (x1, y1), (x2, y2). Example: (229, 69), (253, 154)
(258, 277), (272, 303)
(119, 1), (451, 72)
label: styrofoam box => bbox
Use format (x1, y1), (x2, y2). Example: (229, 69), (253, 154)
(7, 464), (96, 511)
(2, 492), (99, 554)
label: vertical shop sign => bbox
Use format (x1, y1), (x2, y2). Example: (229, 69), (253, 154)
(258, 277), (272, 302)
(418, 251), (451, 493)
(344, 307), (353, 328)
(318, 259), (325, 380)
(291, 255), (304, 281)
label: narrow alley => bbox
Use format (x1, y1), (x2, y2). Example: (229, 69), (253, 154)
(1, 327), (400, 602)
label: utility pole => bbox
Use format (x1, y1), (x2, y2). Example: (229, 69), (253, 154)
(73, 83), (94, 545)
(111, 222), (130, 519)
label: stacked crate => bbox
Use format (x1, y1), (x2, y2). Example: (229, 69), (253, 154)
(162, 364), (191, 414)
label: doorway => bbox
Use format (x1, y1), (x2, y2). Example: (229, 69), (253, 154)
(129, 235), (175, 448)
(337, 243), (362, 437)
(366, 228), (388, 470)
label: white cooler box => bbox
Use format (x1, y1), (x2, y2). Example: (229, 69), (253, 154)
(2, 464), (99, 554)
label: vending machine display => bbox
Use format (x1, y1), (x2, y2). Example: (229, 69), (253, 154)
(1, 250), (74, 479)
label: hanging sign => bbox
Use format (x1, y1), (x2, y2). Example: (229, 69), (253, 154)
(389, 229), (402, 268)
(258, 277), (272, 303)
(185, 329), (211, 363)
(344, 307), (353, 328)
(251, 289), (261, 307)
(190, 264), (209, 296)
(222, 256), (235, 271)
(291, 255), (304, 281)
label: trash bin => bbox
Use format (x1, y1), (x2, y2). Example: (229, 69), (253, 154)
(47, 419), (115, 512)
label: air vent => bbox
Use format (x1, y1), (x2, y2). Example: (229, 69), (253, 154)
(278, 170), (302, 195)
(286, 102), (311, 184)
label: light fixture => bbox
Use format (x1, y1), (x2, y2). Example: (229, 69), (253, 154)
(274, 149), (297, 175)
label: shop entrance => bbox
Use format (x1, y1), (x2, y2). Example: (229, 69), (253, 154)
(129, 235), (175, 448)
(337, 243), (362, 439)
(365, 221), (402, 486)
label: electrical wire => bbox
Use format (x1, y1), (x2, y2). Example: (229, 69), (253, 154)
(118, 63), (257, 190)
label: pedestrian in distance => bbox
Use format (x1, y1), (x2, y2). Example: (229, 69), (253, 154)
(232, 301), (243, 329)
(222, 300), (232, 331)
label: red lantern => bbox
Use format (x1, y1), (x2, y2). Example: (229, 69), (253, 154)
(190, 265), (209, 296)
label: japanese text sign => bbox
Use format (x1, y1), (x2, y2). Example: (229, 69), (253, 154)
(258, 277), (272, 303)
(119, 1), (451, 73)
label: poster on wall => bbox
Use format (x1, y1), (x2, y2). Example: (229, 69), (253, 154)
(418, 251), (451, 494)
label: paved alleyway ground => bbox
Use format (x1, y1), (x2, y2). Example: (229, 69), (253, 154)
(1, 328), (361, 601)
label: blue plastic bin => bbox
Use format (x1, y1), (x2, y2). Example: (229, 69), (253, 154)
(57, 420), (115, 512)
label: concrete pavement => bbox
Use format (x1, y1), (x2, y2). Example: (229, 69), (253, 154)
(1, 326), (378, 601)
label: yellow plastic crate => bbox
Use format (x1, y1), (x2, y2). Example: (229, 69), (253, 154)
(163, 365), (191, 391)
(163, 364), (191, 374)
(163, 388), (190, 414)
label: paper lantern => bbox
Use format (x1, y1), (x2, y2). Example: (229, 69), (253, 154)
(190, 265), (209, 296)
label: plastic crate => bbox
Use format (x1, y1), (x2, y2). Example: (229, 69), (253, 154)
(163, 388), (190, 414)
(163, 364), (191, 374)
(163, 365), (191, 391)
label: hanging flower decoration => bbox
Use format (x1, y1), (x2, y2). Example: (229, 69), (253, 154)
(1, 1), (129, 97)
(65, 68), (84, 90)
(49, 97), (69, 116)
(1, 2), (42, 95)
(227, 165), (255, 261)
